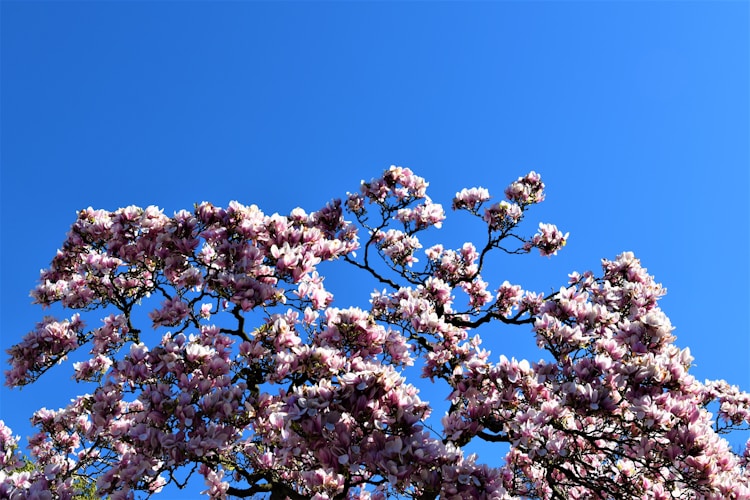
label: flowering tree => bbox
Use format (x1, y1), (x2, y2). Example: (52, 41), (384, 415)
(3, 166), (750, 499)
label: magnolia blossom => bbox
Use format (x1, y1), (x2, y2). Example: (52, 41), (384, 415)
(504, 171), (545, 206)
(483, 201), (523, 232)
(4, 167), (750, 499)
(452, 187), (491, 212)
(395, 199), (445, 230)
(375, 229), (422, 267)
(528, 222), (569, 256)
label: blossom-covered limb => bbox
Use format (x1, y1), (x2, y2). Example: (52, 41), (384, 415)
(5, 166), (750, 499)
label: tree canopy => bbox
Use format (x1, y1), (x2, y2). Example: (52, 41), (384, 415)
(3, 167), (750, 499)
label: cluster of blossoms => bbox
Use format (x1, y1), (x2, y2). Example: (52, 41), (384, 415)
(452, 187), (490, 212)
(526, 222), (569, 257)
(4, 165), (750, 499)
(395, 200), (445, 231)
(482, 201), (523, 232)
(375, 230), (422, 268)
(503, 171), (545, 206)
(5, 315), (85, 387)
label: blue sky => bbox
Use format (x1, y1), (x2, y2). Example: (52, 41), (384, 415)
(1, 0), (748, 496)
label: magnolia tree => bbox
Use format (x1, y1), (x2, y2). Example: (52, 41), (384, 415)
(3, 167), (750, 499)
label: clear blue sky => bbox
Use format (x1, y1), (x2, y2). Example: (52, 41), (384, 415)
(1, 1), (748, 496)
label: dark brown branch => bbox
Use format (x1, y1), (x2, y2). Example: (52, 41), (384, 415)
(344, 254), (400, 290)
(226, 481), (307, 500)
(476, 430), (510, 443)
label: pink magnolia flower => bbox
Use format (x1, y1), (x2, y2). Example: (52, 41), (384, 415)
(452, 187), (491, 212)
(529, 222), (569, 256)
